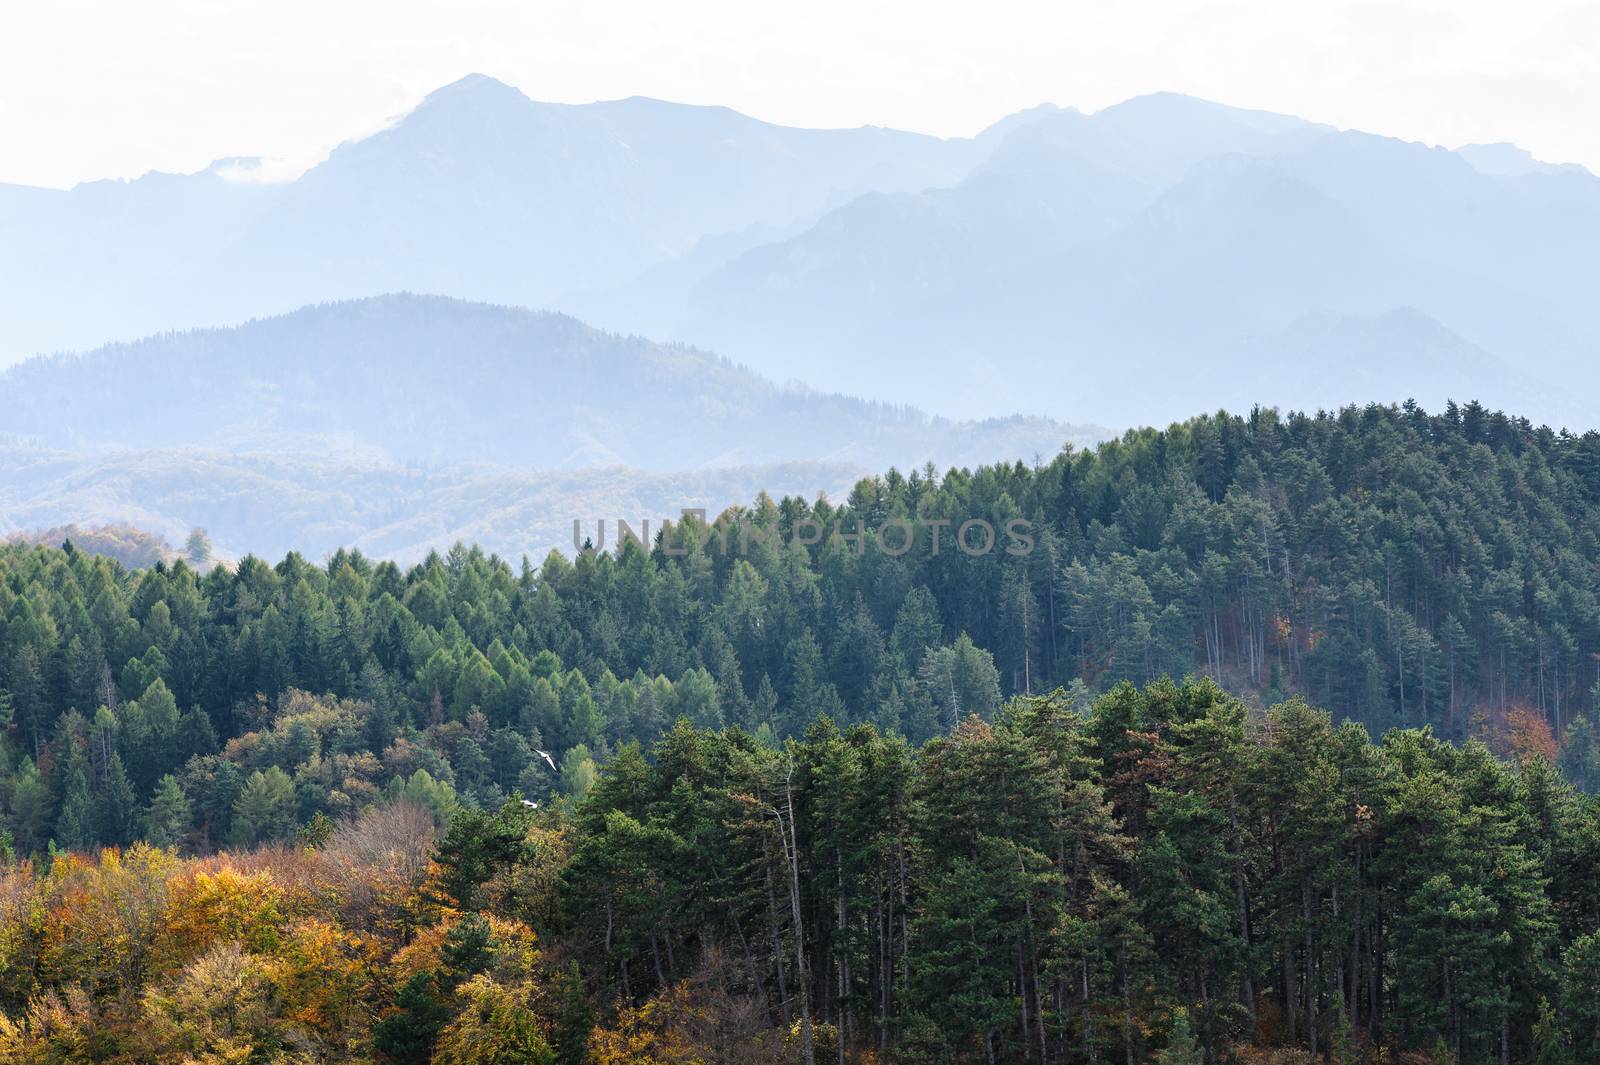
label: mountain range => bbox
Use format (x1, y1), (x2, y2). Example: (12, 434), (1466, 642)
(658, 95), (1594, 423)
(0, 294), (1093, 470)
(4, 76), (1596, 562)
(0, 75), (1001, 362)
(4, 75), (1595, 430)
(0, 295), (1103, 561)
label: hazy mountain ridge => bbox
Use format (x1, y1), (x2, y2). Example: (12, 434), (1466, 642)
(0, 294), (1101, 470)
(0, 75), (1002, 360)
(0, 295), (1105, 561)
(667, 96), (1596, 426)
(0, 442), (871, 563)
(5, 75), (1595, 430)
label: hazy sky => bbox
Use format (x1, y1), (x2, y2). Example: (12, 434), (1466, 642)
(3, 0), (1598, 188)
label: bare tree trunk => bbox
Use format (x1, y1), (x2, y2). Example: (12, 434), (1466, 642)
(783, 766), (816, 1065)
(1121, 940), (1135, 1065)
(837, 845), (847, 1065)
(765, 845), (792, 1025)
(1304, 878), (1317, 1058)
(1232, 802), (1256, 1021)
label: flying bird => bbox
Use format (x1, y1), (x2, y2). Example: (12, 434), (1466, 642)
(535, 748), (557, 772)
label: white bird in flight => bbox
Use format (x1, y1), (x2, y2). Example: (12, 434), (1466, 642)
(535, 748), (557, 771)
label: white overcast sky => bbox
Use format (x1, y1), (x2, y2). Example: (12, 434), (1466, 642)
(2, 0), (1597, 188)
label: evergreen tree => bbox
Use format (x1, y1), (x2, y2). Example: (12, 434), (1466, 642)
(1532, 997), (1570, 1065)
(231, 766), (299, 846)
(784, 628), (843, 735)
(142, 773), (193, 848)
(1156, 1008), (1204, 1065)
(552, 963), (592, 1065)
(373, 971), (452, 1065)
(751, 673), (780, 731)
(7, 757), (52, 853)
(560, 745), (598, 803)
(433, 801), (534, 909)
(96, 751), (139, 845)
(1562, 932), (1600, 1060)
(53, 725), (98, 851)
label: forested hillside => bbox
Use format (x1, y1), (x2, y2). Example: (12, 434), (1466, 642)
(5, 399), (1600, 1062)
(7, 682), (1600, 1064)
(6, 401), (1600, 847)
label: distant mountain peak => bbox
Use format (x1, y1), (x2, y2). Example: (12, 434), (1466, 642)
(1095, 91), (1320, 134)
(421, 72), (530, 106)
(391, 73), (540, 130)
(1106, 90), (1208, 108)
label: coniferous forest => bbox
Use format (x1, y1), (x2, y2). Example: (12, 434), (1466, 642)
(7, 401), (1600, 1063)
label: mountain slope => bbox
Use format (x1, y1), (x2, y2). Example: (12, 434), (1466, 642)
(0, 443), (870, 563)
(670, 96), (1595, 427)
(9, 82), (1597, 432)
(0, 295), (1105, 561)
(0, 294), (1100, 471)
(0, 75), (993, 361)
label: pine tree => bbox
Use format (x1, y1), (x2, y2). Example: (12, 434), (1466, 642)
(890, 586), (943, 666)
(231, 766), (298, 846)
(552, 963), (592, 1065)
(373, 971), (452, 1065)
(96, 751), (139, 845)
(439, 913), (495, 987)
(1329, 989), (1356, 1065)
(1562, 932), (1600, 1061)
(56, 772), (96, 851)
(784, 628), (843, 736)
(8, 757), (52, 853)
(298, 811), (335, 849)
(751, 673), (780, 731)
(142, 773), (193, 848)
(918, 635), (1001, 729)
(670, 667), (721, 730)
(176, 707), (219, 761)
(432, 801), (534, 909)
(1156, 1007), (1203, 1065)
(53, 723), (98, 851)
(1532, 996), (1569, 1065)
(10, 643), (49, 751)
(560, 745), (598, 802)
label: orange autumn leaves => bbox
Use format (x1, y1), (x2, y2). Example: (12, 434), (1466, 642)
(1505, 705), (1559, 763)
(0, 800), (564, 1064)
(0, 845), (388, 1062)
